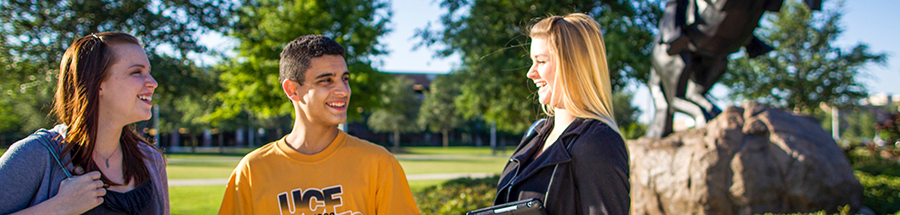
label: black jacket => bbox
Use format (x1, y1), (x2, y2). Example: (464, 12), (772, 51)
(495, 118), (630, 214)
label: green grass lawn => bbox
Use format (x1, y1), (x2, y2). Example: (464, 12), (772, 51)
(398, 158), (508, 174)
(165, 157), (508, 180)
(165, 153), (243, 179)
(166, 161), (239, 179)
(408, 179), (450, 193)
(169, 185), (225, 215)
(401, 146), (511, 156)
(397, 147), (510, 175)
(165, 147), (510, 179)
(0, 148), (6, 156)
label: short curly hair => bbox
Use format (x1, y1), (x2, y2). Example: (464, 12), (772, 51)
(279, 35), (346, 85)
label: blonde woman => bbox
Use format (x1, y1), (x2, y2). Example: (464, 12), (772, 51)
(493, 13), (629, 214)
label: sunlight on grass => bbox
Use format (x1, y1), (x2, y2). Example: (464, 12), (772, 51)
(164, 152), (249, 159)
(165, 147), (511, 178)
(165, 152), (243, 179)
(408, 179), (448, 193)
(399, 146), (511, 156)
(399, 158), (508, 175)
(170, 185), (225, 215)
(167, 164), (237, 180)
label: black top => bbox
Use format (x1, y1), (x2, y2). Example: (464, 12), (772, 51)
(497, 118), (581, 204)
(495, 117), (630, 215)
(85, 180), (155, 215)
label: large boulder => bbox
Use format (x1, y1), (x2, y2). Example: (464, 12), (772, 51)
(629, 103), (862, 214)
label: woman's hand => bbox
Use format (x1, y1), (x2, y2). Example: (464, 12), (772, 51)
(51, 167), (106, 214)
(9, 167), (106, 215)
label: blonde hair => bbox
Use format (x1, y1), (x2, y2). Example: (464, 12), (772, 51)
(529, 13), (621, 135)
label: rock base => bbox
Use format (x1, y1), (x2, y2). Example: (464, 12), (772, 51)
(629, 103), (862, 215)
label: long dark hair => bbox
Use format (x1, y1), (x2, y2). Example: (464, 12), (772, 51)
(52, 32), (157, 186)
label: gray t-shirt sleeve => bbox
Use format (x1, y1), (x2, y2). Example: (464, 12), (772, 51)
(0, 134), (51, 214)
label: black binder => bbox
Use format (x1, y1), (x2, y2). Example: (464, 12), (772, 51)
(466, 198), (547, 215)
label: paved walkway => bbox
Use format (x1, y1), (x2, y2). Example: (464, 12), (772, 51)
(168, 172), (496, 187)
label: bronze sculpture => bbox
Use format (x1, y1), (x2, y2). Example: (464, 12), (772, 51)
(645, 0), (822, 138)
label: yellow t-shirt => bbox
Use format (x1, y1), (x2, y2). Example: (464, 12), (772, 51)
(218, 131), (420, 215)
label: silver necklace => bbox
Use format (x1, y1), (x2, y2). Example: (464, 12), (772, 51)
(99, 144), (120, 168)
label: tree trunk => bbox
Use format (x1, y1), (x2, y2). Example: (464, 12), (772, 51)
(490, 121), (497, 155)
(218, 132), (224, 154)
(191, 133), (198, 153)
(393, 131), (400, 153)
(442, 128), (449, 148)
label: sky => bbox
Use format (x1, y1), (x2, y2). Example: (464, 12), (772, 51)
(197, 0), (900, 124)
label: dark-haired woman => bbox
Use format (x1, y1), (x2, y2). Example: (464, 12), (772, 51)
(0, 32), (169, 214)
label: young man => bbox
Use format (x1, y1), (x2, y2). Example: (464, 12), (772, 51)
(219, 35), (420, 215)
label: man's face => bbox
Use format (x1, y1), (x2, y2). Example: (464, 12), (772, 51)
(291, 54), (351, 127)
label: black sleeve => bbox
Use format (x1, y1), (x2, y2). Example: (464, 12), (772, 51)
(570, 125), (630, 215)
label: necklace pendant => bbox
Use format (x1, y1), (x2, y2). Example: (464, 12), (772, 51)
(106, 160), (110, 168)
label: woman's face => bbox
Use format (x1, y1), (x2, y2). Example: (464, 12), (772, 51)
(98, 43), (157, 126)
(527, 37), (559, 106)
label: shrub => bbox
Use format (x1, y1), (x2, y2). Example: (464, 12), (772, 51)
(847, 146), (900, 177)
(856, 171), (900, 215)
(414, 176), (499, 215)
(758, 205), (851, 215)
(843, 144), (900, 215)
(757, 205), (852, 215)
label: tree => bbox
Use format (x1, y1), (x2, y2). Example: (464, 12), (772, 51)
(612, 91), (645, 139)
(152, 54), (222, 130)
(368, 76), (421, 152)
(842, 108), (877, 142)
(419, 75), (464, 147)
(722, 0), (886, 113)
(208, 0), (392, 124)
(0, 0), (235, 133)
(818, 105), (878, 145)
(417, 0), (660, 132)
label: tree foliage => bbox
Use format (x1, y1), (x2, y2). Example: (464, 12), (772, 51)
(417, 0), (660, 132)
(153, 57), (221, 132)
(612, 90), (645, 139)
(722, 0), (886, 113)
(0, 0), (235, 133)
(842, 109), (877, 142)
(208, 0), (392, 124)
(368, 76), (422, 150)
(817, 106), (878, 146)
(418, 75), (464, 147)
